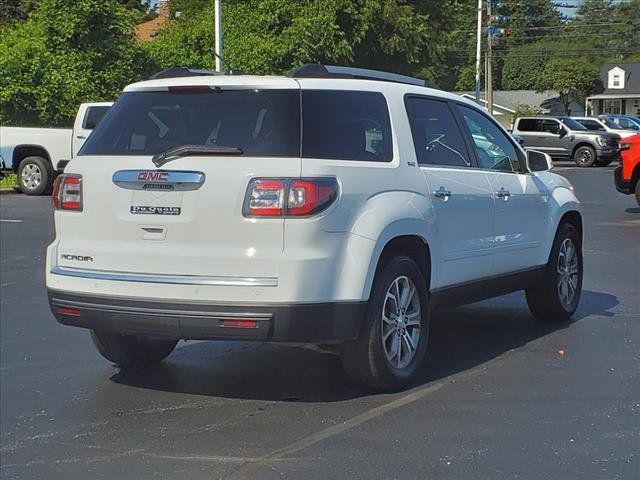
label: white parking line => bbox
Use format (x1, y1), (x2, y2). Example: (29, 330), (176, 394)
(0, 219), (23, 223)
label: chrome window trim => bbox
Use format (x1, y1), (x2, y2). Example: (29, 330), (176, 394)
(51, 266), (278, 287)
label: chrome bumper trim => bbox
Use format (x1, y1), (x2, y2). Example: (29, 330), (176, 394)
(50, 266), (278, 287)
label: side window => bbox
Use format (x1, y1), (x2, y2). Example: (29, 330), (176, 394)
(405, 97), (471, 167)
(456, 105), (522, 173)
(583, 120), (604, 131)
(302, 90), (392, 162)
(541, 120), (560, 134)
(516, 119), (537, 132)
(82, 106), (110, 130)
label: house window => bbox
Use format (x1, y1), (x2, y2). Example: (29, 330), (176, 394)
(613, 74), (620, 87)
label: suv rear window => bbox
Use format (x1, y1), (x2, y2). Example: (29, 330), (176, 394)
(80, 88), (393, 162)
(80, 90), (301, 157)
(302, 90), (392, 162)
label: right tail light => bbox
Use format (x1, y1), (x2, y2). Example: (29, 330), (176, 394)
(52, 174), (83, 211)
(243, 178), (338, 217)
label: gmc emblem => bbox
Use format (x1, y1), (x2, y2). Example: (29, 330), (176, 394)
(138, 171), (168, 182)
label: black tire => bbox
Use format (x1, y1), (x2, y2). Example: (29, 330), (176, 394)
(635, 181), (640, 206)
(17, 156), (53, 195)
(90, 331), (177, 367)
(340, 255), (430, 391)
(526, 223), (583, 322)
(573, 146), (596, 167)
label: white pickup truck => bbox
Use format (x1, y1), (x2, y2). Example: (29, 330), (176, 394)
(0, 102), (112, 194)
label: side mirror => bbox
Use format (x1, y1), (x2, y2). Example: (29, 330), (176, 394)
(558, 127), (567, 138)
(526, 149), (552, 172)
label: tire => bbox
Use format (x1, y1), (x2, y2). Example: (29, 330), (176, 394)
(573, 146), (596, 167)
(17, 156), (53, 195)
(340, 255), (430, 391)
(635, 181), (640, 206)
(90, 331), (177, 367)
(525, 223), (583, 322)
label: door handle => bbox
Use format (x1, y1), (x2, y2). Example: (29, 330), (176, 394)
(433, 186), (451, 201)
(496, 187), (511, 201)
(76, 135), (87, 139)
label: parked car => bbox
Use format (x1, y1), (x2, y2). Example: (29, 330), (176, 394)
(614, 133), (640, 205)
(600, 114), (640, 132)
(46, 65), (583, 391)
(0, 102), (112, 195)
(572, 116), (639, 139)
(512, 116), (620, 167)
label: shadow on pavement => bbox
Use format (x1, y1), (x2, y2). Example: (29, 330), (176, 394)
(111, 290), (617, 402)
(624, 207), (640, 214)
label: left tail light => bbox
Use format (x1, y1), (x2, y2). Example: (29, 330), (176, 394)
(244, 178), (338, 217)
(52, 174), (83, 211)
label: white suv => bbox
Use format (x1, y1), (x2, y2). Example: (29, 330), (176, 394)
(46, 65), (583, 390)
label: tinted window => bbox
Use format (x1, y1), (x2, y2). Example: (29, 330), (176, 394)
(405, 97), (470, 167)
(517, 119), (537, 132)
(617, 117), (640, 130)
(578, 119), (605, 131)
(559, 117), (586, 130)
(457, 105), (522, 173)
(81, 90), (301, 157)
(302, 90), (392, 162)
(541, 120), (561, 134)
(82, 106), (110, 130)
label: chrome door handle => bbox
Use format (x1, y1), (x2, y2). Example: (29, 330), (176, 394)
(76, 135), (87, 139)
(496, 187), (511, 201)
(433, 186), (451, 201)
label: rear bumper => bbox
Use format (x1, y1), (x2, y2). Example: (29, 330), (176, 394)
(614, 165), (633, 194)
(48, 290), (366, 343)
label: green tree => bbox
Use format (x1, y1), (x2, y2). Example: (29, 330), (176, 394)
(535, 57), (599, 114)
(0, 0), (153, 126)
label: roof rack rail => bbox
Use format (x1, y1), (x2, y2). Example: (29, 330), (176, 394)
(149, 67), (217, 80)
(290, 64), (437, 88)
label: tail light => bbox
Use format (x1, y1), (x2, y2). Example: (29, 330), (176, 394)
(52, 174), (83, 211)
(244, 178), (338, 217)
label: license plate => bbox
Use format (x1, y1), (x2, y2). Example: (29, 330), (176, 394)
(130, 206), (181, 215)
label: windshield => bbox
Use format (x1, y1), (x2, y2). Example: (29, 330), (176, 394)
(80, 90), (301, 157)
(559, 117), (587, 130)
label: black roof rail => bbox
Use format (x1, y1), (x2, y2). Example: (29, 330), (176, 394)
(149, 67), (217, 80)
(290, 64), (437, 88)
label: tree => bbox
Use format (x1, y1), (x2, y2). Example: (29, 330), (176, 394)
(535, 58), (599, 114)
(0, 0), (153, 126)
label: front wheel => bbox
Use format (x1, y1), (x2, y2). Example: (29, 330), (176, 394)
(526, 223), (583, 322)
(573, 146), (596, 167)
(90, 331), (177, 367)
(340, 255), (429, 391)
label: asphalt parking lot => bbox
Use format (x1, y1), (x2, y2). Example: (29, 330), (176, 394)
(1, 166), (638, 480)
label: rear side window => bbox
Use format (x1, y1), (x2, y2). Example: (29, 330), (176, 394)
(80, 90), (301, 157)
(541, 120), (560, 134)
(302, 90), (392, 162)
(580, 119), (604, 131)
(82, 106), (110, 130)
(516, 119), (537, 132)
(405, 97), (471, 167)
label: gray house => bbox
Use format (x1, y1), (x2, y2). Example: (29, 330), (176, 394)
(457, 91), (585, 129)
(586, 63), (640, 117)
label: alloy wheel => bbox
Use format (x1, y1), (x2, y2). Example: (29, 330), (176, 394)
(21, 164), (42, 190)
(381, 275), (422, 369)
(557, 238), (579, 309)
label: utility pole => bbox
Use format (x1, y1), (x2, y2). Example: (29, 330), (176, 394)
(214, 0), (223, 73)
(475, 0), (483, 102)
(486, 0), (494, 116)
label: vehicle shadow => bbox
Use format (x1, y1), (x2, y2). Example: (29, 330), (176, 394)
(624, 207), (640, 213)
(111, 290), (617, 402)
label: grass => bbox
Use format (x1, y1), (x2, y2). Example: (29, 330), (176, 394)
(0, 173), (18, 189)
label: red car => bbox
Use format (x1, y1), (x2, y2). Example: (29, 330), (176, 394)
(614, 134), (640, 205)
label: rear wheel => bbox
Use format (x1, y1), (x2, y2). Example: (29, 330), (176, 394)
(526, 223), (583, 322)
(17, 156), (53, 195)
(573, 146), (596, 167)
(340, 255), (429, 391)
(90, 331), (177, 367)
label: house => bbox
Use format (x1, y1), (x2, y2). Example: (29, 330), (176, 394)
(585, 63), (640, 117)
(457, 90), (585, 129)
(136, 0), (170, 42)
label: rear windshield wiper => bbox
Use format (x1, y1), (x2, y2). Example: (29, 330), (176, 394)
(152, 144), (243, 167)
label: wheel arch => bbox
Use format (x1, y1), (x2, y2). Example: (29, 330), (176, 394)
(12, 145), (51, 173)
